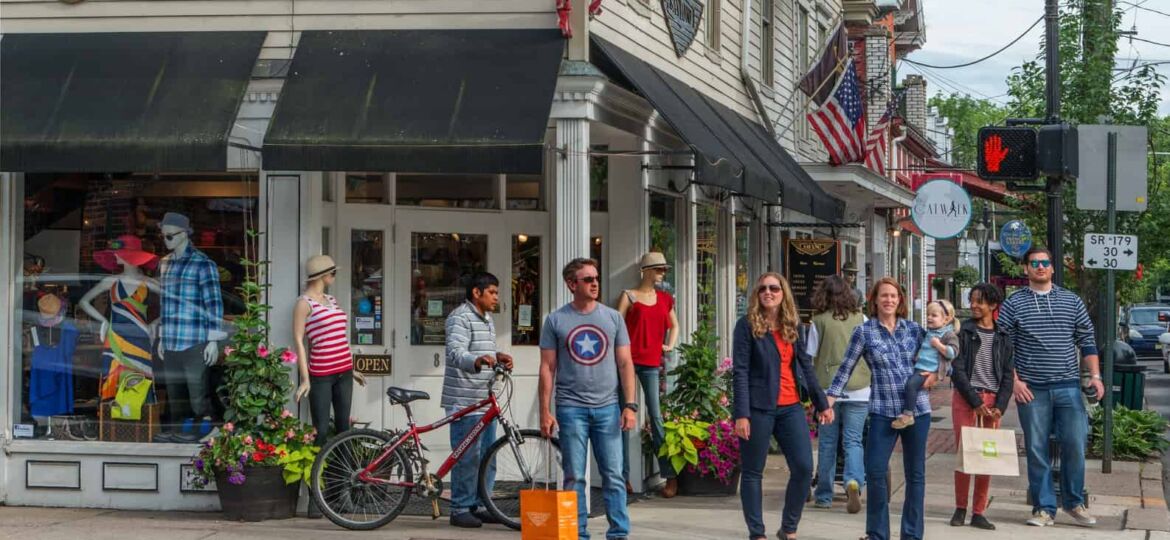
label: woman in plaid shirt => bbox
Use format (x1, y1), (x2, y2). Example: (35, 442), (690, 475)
(827, 277), (938, 540)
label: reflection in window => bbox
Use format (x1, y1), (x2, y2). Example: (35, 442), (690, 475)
(649, 193), (679, 295)
(735, 215), (752, 318)
(397, 174), (498, 209)
(345, 173), (388, 204)
(350, 230), (384, 346)
(411, 233), (488, 345)
(696, 204), (718, 327)
(590, 146), (609, 211)
(506, 174), (543, 211)
(512, 235), (541, 345)
(16, 173), (257, 441)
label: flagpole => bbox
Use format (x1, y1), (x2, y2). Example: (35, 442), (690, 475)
(771, 16), (846, 142)
(774, 47), (852, 144)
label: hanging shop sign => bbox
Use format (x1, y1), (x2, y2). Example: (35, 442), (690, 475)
(999, 220), (1033, 259)
(911, 179), (972, 239)
(785, 238), (840, 320)
(662, 0), (704, 57)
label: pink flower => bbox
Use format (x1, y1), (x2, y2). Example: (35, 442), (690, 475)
(257, 345), (270, 358)
(243, 435), (254, 445)
(302, 433), (314, 444)
(717, 357), (733, 374)
(223, 346), (235, 357)
(719, 394), (729, 407)
(286, 430), (296, 440)
(280, 409), (293, 419)
(223, 422), (234, 432)
(280, 350), (296, 364)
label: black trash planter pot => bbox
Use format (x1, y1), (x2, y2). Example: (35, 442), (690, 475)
(214, 465), (299, 521)
(676, 467), (740, 496)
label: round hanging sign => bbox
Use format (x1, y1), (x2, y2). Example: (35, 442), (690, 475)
(999, 220), (1033, 259)
(910, 179), (972, 239)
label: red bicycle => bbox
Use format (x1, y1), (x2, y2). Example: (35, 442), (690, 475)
(310, 365), (561, 530)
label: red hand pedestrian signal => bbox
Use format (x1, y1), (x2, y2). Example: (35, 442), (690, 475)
(983, 135), (1009, 173)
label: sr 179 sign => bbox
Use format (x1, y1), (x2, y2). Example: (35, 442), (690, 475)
(1083, 233), (1138, 271)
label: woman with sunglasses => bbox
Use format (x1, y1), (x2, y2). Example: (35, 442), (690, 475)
(827, 277), (936, 540)
(733, 272), (833, 540)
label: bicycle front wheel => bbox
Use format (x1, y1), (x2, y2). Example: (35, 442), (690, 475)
(311, 428), (414, 530)
(478, 428), (562, 530)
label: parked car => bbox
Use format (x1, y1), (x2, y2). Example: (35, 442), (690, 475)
(1120, 303), (1170, 367)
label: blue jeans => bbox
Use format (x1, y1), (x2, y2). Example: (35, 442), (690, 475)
(448, 413), (497, 516)
(740, 404), (813, 538)
(1016, 382), (1088, 514)
(814, 401), (868, 504)
(865, 413), (929, 540)
(557, 403), (629, 540)
(620, 366), (673, 484)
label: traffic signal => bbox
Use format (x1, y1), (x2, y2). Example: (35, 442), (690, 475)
(977, 126), (1037, 180)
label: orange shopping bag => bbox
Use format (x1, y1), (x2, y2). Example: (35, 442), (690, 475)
(520, 438), (577, 540)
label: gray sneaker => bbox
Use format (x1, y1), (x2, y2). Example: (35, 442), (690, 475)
(1065, 505), (1097, 527)
(1026, 510), (1055, 527)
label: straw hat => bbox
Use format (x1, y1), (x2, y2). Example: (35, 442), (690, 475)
(305, 255), (337, 282)
(94, 235), (159, 272)
(639, 252), (670, 270)
(841, 261), (859, 274)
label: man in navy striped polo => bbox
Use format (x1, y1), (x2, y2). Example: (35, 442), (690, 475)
(999, 246), (1102, 528)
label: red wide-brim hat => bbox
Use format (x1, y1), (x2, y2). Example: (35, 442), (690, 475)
(94, 235), (159, 272)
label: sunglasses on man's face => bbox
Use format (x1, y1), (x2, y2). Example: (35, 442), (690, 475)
(577, 276), (601, 284)
(1029, 259), (1053, 269)
(757, 284), (782, 294)
(163, 231), (184, 241)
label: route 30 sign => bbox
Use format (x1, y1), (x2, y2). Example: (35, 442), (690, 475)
(1083, 233), (1138, 271)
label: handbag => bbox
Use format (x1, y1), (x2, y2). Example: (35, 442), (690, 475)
(957, 415), (1020, 477)
(520, 438), (577, 540)
(110, 372), (152, 421)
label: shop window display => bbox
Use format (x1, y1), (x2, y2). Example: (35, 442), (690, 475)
(350, 230), (384, 346)
(15, 173), (256, 443)
(735, 215), (753, 318)
(649, 193), (679, 295)
(511, 235), (541, 345)
(696, 204), (719, 327)
(410, 233), (488, 345)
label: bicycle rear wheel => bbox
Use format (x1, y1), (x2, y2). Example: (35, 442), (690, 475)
(478, 428), (561, 530)
(311, 428), (414, 530)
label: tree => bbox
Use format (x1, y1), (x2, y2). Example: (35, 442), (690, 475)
(927, 93), (1009, 169)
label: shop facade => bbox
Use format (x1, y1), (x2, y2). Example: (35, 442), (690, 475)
(0, 2), (843, 509)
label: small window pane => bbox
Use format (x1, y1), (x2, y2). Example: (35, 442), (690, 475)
(397, 174), (498, 209)
(345, 174), (389, 204)
(696, 205), (718, 327)
(322, 176), (335, 202)
(735, 215), (752, 318)
(322, 227), (331, 256)
(507, 174), (544, 211)
(512, 235), (541, 345)
(590, 146), (609, 211)
(351, 230), (385, 345)
(591, 236), (603, 277)
(650, 195), (679, 295)
(411, 233), (488, 345)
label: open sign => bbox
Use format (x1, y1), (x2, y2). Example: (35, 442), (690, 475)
(354, 354), (392, 376)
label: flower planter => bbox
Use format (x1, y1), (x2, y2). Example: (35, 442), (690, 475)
(214, 465), (299, 521)
(676, 466), (740, 496)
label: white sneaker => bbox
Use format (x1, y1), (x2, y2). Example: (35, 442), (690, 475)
(1065, 505), (1097, 527)
(1026, 510), (1055, 527)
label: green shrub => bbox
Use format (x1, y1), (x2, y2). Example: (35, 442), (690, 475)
(1089, 405), (1170, 461)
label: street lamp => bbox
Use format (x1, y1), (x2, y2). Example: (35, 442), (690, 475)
(972, 206), (992, 282)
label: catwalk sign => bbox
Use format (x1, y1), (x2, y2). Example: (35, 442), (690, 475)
(911, 179), (972, 239)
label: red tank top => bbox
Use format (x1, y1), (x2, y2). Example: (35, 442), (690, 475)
(302, 295), (353, 377)
(624, 290), (674, 368)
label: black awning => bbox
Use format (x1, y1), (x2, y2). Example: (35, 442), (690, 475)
(1, 32), (265, 172)
(592, 37), (843, 221)
(262, 29), (564, 173)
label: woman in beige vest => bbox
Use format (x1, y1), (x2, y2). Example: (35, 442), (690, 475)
(808, 275), (868, 513)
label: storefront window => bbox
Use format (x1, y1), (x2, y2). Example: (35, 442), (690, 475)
(410, 233), (488, 345)
(590, 145), (608, 211)
(696, 204), (719, 327)
(345, 173), (389, 204)
(350, 230), (384, 346)
(397, 174), (498, 209)
(512, 235), (541, 345)
(735, 215), (752, 318)
(649, 193), (679, 295)
(506, 174), (543, 211)
(15, 173), (256, 442)
(591, 236), (604, 277)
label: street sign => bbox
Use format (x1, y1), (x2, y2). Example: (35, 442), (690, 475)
(1076, 125), (1148, 212)
(999, 220), (1033, 259)
(1083, 233), (1138, 270)
(977, 126), (1038, 180)
(911, 179), (972, 239)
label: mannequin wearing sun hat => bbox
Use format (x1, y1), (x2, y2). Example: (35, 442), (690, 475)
(29, 293), (80, 420)
(79, 235), (163, 404)
(615, 252), (680, 497)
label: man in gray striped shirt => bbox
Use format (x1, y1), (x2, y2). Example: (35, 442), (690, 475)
(999, 247), (1101, 529)
(443, 272), (513, 528)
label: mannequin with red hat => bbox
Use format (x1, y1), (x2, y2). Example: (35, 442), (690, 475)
(79, 235), (163, 405)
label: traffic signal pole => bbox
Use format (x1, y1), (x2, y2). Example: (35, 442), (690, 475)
(1044, 0), (1064, 286)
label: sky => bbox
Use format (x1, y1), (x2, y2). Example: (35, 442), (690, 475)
(909, 0), (1170, 116)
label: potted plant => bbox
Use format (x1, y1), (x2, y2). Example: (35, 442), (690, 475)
(659, 305), (741, 496)
(189, 232), (320, 521)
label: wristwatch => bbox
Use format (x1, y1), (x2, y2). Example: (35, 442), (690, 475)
(1090, 374), (1103, 380)
(622, 402), (639, 413)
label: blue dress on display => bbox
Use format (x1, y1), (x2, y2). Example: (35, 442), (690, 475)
(29, 322), (78, 417)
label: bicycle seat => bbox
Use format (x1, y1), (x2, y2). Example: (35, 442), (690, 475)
(386, 387), (430, 404)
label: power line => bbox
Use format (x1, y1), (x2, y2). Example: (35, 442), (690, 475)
(1119, 0), (1170, 18)
(1130, 36), (1170, 48)
(903, 16), (1043, 70)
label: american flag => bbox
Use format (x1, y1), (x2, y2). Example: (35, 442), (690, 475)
(864, 90), (904, 176)
(807, 60), (865, 165)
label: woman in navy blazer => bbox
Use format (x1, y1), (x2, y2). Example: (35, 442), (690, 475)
(733, 272), (833, 540)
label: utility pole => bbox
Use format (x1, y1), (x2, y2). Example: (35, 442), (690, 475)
(1044, 0), (1064, 285)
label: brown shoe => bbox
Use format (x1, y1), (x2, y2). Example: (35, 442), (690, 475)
(661, 478), (678, 498)
(626, 480), (634, 495)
